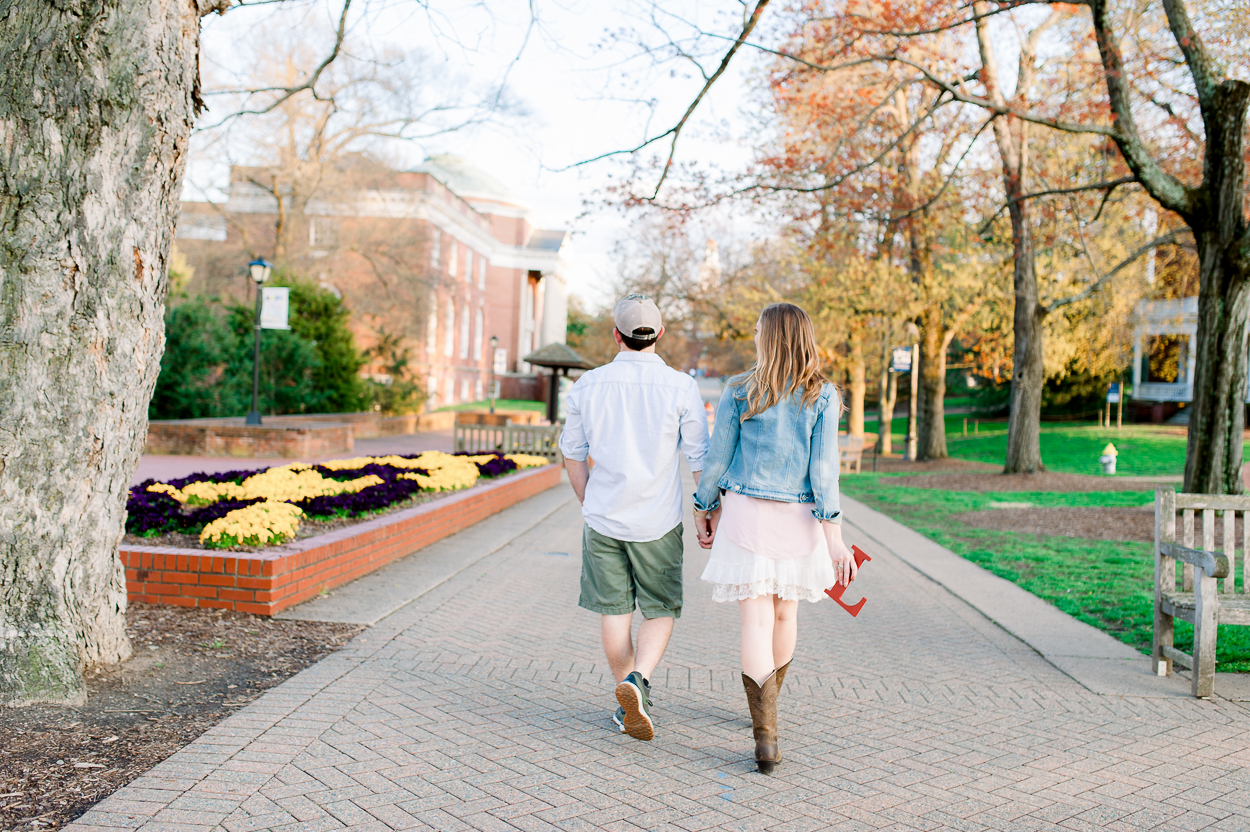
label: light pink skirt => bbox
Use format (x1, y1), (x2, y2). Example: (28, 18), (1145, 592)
(700, 493), (836, 603)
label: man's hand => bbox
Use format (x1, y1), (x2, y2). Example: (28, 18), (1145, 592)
(564, 458), (590, 505)
(694, 506), (720, 549)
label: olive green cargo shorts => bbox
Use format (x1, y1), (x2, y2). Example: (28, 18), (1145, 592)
(579, 523), (684, 619)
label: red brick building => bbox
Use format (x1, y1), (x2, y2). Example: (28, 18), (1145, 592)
(175, 155), (572, 408)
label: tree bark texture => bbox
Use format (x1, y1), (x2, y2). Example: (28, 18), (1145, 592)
(1003, 195), (1047, 473)
(916, 304), (948, 460)
(1183, 75), (1250, 493)
(0, 1), (208, 704)
(846, 333), (865, 437)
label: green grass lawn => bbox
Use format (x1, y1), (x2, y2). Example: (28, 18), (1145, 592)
(842, 473), (1250, 671)
(856, 414), (1187, 479)
(437, 399), (545, 413)
(946, 426), (1187, 478)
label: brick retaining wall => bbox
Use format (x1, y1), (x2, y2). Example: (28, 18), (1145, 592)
(145, 411), (458, 457)
(120, 463), (561, 615)
(146, 420), (354, 458)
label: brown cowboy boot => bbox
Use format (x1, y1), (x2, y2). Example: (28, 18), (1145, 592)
(742, 670), (781, 774)
(774, 659), (791, 692)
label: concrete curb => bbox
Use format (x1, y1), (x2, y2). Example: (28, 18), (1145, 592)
(276, 478), (574, 625)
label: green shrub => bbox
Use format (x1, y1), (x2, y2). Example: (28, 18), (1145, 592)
(149, 296), (243, 419)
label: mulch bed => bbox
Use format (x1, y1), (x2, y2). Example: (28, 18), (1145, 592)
(956, 504), (1244, 544)
(0, 604), (360, 831)
(857, 455), (1000, 475)
(955, 506), (1157, 542)
(889, 470), (1171, 493)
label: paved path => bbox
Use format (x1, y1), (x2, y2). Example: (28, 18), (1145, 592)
(75, 472), (1250, 831)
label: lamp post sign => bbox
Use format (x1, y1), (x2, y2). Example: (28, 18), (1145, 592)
(260, 287), (290, 330)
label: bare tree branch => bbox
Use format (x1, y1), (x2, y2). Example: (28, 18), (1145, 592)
(561, 0), (771, 200)
(1088, 0), (1194, 216)
(976, 176), (1137, 236)
(202, 0), (354, 128)
(1045, 230), (1188, 312)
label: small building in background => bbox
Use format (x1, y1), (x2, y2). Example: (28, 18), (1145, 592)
(1130, 297), (1248, 423)
(174, 154), (572, 410)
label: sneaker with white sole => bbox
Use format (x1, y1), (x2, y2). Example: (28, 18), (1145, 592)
(612, 706), (626, 734)
(615, 671), (654, 741)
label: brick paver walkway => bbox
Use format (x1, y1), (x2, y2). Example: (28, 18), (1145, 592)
(73, 486), (1250, 831)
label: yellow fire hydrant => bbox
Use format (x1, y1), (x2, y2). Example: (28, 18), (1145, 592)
(1099, 443), (1117, 475)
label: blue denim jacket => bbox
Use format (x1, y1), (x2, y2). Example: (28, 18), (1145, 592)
(692, 376), (842, 523)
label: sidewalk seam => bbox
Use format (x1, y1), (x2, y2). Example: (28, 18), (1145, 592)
(371, 493), (574, 627)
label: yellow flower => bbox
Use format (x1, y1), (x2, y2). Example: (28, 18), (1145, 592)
(396, 451), (480, 491)
(148, 467), (383, 506)
(199, 501), (305, 548)
(505, 454), (550, 469)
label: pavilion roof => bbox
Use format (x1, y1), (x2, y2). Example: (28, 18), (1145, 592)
(522, 342), (594, 370)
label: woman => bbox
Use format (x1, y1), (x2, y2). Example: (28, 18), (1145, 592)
(693, 302), (857, 775)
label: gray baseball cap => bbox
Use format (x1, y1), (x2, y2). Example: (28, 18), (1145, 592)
(613, 293), (662, 341)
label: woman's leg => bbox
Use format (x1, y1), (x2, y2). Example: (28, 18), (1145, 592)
(772, 597), (798, 669)
(739, 594), (778, 683)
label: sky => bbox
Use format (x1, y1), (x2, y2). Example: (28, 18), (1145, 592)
(194, 0), (773, 306)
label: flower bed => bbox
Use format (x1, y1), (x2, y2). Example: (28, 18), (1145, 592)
(127, 451), (550, 550)
(119, 461), (562, 615)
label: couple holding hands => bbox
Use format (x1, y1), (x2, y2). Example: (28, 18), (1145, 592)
(559, 295), (857, 774)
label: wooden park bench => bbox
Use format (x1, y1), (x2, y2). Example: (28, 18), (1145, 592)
(454, 421), (564, 462)
(838, 434), (865, 474)
(1154, 487), (1250, 698)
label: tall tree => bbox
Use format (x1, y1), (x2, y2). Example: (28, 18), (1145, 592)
(0, 0), (229, 705)
(1087, 0), (1249, 493)
(973, 4), (1066, 472)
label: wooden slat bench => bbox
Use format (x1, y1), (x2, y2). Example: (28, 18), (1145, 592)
(1154, 486), (1250, 698)
(454, 422), (564, 462)
(838, 434), (865, 474)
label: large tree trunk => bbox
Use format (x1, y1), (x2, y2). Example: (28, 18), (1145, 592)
(1004, 195), (1047, 473)
(1185, 247), (1250, 493)
(0, 2), (210, 704)
(846, 333), (866, 437)
(917, 304), (948, 460)
(1180, 79), (1250, 494)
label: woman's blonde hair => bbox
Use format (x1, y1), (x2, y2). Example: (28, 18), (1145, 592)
(737, 303), (833, 420)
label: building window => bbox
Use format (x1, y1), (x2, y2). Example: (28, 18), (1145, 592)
(460, 378), (472, 403)
(460, 306), (470, 359)
(448, 241), (457, 279)
(444, 300), (455, 357)
(1144, 335), (1190, 383)
(431, 233), (441, 270)
(473, 309), (483, 361)
(426, 296), (437, 356)
(465, 250), (473, 283)
(478, 256), (486, 289)
(475, 378), (483, 401)
(444, 376), (455, 404)
(309, 217), (338, 248)
(427, 374), (438, 408)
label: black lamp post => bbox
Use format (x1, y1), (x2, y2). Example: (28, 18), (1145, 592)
(245, 258), (273, 425)
(489, 335), (499, 414)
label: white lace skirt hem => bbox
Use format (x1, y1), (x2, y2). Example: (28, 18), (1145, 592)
(701, 534), (835, 603)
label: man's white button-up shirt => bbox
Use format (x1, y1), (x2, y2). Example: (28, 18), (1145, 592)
(559, 351), (709, 542)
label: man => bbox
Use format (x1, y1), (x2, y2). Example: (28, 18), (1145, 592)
(559, 293), (709, 741)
